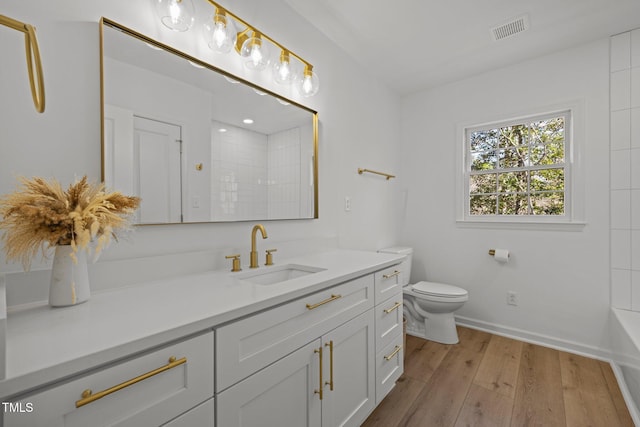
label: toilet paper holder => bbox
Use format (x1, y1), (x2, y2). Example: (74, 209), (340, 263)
(488, 248), (510, 262)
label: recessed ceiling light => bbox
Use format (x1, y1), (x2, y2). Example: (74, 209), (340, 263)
(243, 118), (254, 124)
(218, 128), (227, 132)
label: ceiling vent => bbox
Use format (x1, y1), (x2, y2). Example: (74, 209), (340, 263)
(491, 14), (530, 41)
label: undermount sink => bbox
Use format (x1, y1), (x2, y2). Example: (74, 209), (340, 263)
(236, 264), (326, 286)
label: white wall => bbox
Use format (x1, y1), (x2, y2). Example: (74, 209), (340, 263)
(0, 1), (400, 285)
(399, 39), (612, 355)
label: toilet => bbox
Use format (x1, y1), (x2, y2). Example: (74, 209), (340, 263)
(378, 247), (469, 345)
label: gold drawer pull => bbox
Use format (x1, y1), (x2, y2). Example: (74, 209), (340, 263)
(314, 346), (323, 400)
(306, 294), (342, 310)
(325, 340), (334, 391)
(75, 356), (187, 408)
(384, 345), (402, 361)
(382, 270), (401, 279)
(383, 301), (402, 314)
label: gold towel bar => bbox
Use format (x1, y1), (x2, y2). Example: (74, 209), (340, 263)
(75, 356), (187, 408)
(358, 168), (396, 180)
(0, 15), (45, 113)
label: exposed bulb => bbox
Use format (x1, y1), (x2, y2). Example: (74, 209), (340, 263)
(296, 65), (319, 97)
(240, 32), (270, 71)
(204, 10), (236, 53)
(155, 0), (195, 32)
(273, 51), (295, 85)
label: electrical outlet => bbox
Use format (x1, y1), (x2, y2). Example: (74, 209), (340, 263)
(507, 291), (518, 306)
(344, 196), (351, 212)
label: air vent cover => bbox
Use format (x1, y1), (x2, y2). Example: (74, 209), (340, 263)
(491, 14), (530, 41)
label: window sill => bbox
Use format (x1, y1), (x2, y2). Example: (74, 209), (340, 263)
(456, 219), (587, 231)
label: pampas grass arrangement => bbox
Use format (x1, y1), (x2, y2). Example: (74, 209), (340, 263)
(0, 176), (140, 270)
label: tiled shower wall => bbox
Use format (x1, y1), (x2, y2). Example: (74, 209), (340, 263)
(211, 122), (310, 221)
(611, 29), (640, 310)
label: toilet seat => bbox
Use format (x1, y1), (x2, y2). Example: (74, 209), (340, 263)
(411, 281), (468, 298)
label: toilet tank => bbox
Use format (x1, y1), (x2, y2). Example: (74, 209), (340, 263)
(378, 247), (413, 286)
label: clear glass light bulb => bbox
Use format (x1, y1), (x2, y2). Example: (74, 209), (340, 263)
(296, 66), (319, 97)
(273, 51), (296, 85)
(212, 22), (227, 47)
(250, 45), (263, 66)
(204, 11), (236, 53)
(277, 62), (291, 80)
(156, 0), (195, 32)
(241, 33), (270, 71)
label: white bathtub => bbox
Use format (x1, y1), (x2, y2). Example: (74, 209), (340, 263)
(611, 308), (640, 425)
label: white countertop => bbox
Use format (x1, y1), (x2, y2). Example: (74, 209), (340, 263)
(0, 249), (404, 399)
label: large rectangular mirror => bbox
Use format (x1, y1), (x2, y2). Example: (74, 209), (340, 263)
(100, 18), (318, 224)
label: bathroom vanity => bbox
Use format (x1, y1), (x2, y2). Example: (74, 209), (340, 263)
(0, 249), (406, 427)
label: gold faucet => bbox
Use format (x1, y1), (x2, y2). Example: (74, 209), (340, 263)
(250, 224), (268, 268)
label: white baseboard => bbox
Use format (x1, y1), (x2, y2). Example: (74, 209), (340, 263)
(455, 315), (613, 362)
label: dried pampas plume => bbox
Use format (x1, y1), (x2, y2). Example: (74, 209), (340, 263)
(0, 176), (140, 270)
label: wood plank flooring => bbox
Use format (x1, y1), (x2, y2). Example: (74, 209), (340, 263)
(362, 326), (634, 427)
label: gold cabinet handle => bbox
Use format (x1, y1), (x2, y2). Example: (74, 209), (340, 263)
(75, 356), (186, 408)
(324, 340), (334, 391)
(383, 301), (402, 314)
(382, 270), (401, 279)
(306, 294), (341, 310)
(384, 345), (402, 361)
(314, 346), (323, 400)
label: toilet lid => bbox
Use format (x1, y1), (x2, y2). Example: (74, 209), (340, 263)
(412, 281), (468, 298)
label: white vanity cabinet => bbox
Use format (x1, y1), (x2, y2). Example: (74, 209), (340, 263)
(373, 265), (405, 404)
(4, 332), (214, 427)
(216, 275), (376, 427)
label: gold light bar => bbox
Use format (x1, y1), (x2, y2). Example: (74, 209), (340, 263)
(205, 0), (313, 70)
(0, 14), (45, 113)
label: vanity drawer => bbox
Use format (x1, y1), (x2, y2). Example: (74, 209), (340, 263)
(375, 292), (404, 352)
(4, 332), (214, 427)
(374, 265), (404, 304)
(375, 332), (404, 404)
(216, 274), (374, 391)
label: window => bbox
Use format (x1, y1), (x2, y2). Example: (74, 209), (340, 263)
(464, 110), (571, 220)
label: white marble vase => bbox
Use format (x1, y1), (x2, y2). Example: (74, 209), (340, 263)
(49, 245), (90, 307)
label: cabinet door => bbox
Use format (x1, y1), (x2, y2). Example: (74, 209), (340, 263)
(162, 398), (214, 427)
(217, 339), (322, 427)
(322, 310), (375, 427)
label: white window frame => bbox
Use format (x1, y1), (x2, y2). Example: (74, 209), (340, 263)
(456, 102), (586, 230)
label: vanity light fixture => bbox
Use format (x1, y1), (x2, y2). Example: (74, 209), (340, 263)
(154, 0), (195, 32)
(154, 0), (320, 96)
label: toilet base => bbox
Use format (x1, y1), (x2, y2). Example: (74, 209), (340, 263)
(422, 312), (459, 344)
(405, 310), (460, 344)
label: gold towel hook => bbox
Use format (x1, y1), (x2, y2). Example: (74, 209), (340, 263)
(0, 15), (46, 113)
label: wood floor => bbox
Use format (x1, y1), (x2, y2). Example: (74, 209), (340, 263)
(362, 326), (634, 427)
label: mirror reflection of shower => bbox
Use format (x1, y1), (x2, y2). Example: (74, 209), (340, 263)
(100, 19), (318, 224)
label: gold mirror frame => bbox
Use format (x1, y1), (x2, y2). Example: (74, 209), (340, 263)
(99, 18), (318, 224)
